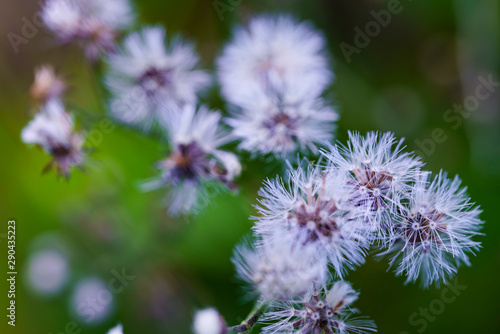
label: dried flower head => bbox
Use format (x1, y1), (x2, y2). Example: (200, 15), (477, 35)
(226, 93), (338, 157)
(42, 0), (134, 59)
(217, 15), (332, 107)
(379, 171), (483, 288)
(233, 232), (328, 301)
(218, 15), (337, 157)
(144, 104), (240, 215)
(254, 162), (368, 277)
(322, 131), (423, 236)
(261, 281), (376, 334)
(106, 26), (210, 130)
(21, 99), (85, 177)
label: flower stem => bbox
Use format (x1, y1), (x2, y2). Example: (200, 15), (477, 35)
(227, 301), (270, 333)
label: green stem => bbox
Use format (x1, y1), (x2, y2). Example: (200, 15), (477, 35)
(227, 301), (270, 333)
(87, 59), (108, 116)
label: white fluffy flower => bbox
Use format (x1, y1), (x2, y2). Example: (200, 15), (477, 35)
(379, 171), (483, 288)
(21, 99), (85, 176)
(106, 26), (210, 130)
(226, 93), (338, 157)
(217, 15), (332, 107)
(254, 162), (368, 277)
(144, 104), (241, 215)
(261, 282), (376, 334)
(42, 0), (134, 59)
(233, 232), (328, 301)
(218, 15), (337, 157)
(107, 324), (123, 334)
(192, 308), (227, 334)
(322, 131), (423, 236)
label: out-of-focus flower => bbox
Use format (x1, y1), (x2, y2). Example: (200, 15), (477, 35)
(41, 0), (134, 59)
(192, 308), (227, 334)
(143, 104), (240, 215)
(261, 281), (376, 334)
(226, 93), (338, 157)
(71, 277), (114, 324)
(254, 162), (368, 277)
(21, 99), (85, 177)
(217, 16), (338, 157)
(217, 15), (332, 107)
(107, 324), (123, 334)
(233, 232), (328, 301)
(106, 26), (210, 130)
(218, 15), (337, 157)
(322, 131), (423, 237)
(30, 65), (65, 103)
(379, 171), (483, 288)
(26, 249), (69, 296)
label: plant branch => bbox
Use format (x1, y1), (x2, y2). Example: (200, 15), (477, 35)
(227, 301), (270, 333)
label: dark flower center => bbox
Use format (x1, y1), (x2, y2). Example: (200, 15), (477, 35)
(139, 67), (171, 93)
(168, 142), (208, 182)
(50, 145), (71, 157)
(399, 209), (446, 251)
(350, 163), (393, 211)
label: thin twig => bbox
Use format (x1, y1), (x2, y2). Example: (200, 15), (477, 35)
(227, 301), (270, 333)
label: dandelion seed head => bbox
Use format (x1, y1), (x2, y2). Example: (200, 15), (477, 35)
(106, 27), (210, 129)
(322, 131), (423, 235)
(254, 162), (368, 277)
(233, 232), (327, 300)
(42, 0), (134, 59)
(219, 15), (337, 157)
(380, 171), (483, 288)
(218, 15), (332, 107)
(261, 282), (375, 334)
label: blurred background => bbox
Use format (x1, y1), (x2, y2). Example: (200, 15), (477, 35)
(0, 0), (499, 333)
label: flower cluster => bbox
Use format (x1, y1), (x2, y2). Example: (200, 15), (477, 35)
(196, 131), (483, 334)
(24, 2), (239, 213)
(241, 132), (481, 290)
(31, 9), (342, 213)
(22, 2), (485, 332)
(218, 15), (338, 157)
